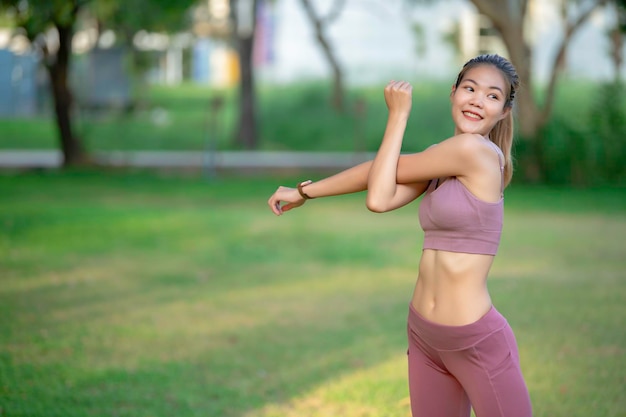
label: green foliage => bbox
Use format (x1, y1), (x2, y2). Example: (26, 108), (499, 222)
(618, 0), (626, 33)
(0, 78), (624, 185)
(534, 81), (626, 186)
(0, 172), (625, 416)
(0, 0), (85, 39)
(0, 81), (453, 152)
(93, 0), (198, 40)
(589, 81), (626, 182)
(258, 81), (452, 152)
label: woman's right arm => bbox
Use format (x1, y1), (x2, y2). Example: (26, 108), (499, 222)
(267, 159), (429, 216)
(267, 161), (371, 215)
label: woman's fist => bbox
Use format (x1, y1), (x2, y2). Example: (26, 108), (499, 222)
(267, 186), (305, 216)
(384, 80), (413, 118)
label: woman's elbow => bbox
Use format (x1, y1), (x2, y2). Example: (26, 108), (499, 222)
(365, 196), (389, 213)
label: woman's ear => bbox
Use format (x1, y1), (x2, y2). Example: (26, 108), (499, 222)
(450, 84), (456, 101)
(499, 105), (512, 121)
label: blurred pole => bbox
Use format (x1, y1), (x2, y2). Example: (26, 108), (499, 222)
(205, 95), (224, 178)
(353, 96), (367, 162)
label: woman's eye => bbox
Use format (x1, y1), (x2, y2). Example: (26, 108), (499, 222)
(464, 86), (474, 92)
(489, 94), (499, 100)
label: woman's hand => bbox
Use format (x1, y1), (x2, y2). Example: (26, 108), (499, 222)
(267, 186), (306, 216)
(384, 80), (413, 118)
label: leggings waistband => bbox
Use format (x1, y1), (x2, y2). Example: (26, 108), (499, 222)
(408, 303), (508, 351)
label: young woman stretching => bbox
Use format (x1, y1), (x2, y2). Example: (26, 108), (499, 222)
(267, 54), (532, 417)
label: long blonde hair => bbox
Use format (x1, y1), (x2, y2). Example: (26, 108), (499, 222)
(454, 54), (520, 187)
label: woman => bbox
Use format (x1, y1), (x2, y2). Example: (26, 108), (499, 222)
(267, 54), (532, 417)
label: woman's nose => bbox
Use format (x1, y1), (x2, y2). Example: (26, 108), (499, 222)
(469, 94), (484, 107)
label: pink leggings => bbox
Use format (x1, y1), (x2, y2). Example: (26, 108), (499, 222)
(407, 303), (532, 417)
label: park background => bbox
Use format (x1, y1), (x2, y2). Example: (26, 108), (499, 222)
(0, 0), (625, 416)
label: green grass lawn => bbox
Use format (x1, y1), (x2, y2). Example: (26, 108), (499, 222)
(1, 171), (625, 417)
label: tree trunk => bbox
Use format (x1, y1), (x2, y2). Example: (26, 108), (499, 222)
(236, 32), (258, 149)
(491, 18), (546, 181)
(315, 23), (345, 111)
(48, 22), (89, 167)
(473, 0), (608, 182)
(299, 0), (345, 111)
(610, 27), (624, 83)
(232, 0), (259, 149)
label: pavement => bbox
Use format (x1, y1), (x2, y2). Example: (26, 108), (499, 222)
(0, 150), (376, 171)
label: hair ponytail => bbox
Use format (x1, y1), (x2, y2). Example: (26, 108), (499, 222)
(489, 111), (514, 187)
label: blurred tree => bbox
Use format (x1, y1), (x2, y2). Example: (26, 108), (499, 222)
(472, 0), (612, 181)
(405, 0), (610, 181)
(299, 0), (346, 111)
(231, 0), (260, 149)
(0, 0), (90, 166)
(609, 0), (626, 82)
(92, 0), (197, 83)
(0, 0), (199, 166)
(589, 81), (625, 183)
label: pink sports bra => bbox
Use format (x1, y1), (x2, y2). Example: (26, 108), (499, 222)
(418, 141), (504, 256)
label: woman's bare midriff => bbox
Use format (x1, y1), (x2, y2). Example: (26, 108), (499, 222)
(411, 249), (494, 326)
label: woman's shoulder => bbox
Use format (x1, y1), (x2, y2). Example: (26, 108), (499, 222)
(396, 134), (496, 182)
(442, 133), (487, 148)
(430, 134), (491, 160)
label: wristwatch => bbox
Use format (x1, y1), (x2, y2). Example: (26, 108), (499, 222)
(297, 180), (315, 199)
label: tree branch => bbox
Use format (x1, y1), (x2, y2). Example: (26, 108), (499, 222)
(299, 0), (345, 110)
(541, 0), (609, 125)
(322, 0), (347, 24)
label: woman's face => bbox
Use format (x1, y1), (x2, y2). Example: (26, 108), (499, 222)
(450, 64), (510, 136)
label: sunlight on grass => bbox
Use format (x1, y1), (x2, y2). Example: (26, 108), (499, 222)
(248, 355), (410, 417)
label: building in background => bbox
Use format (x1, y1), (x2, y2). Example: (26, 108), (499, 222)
(190, 0), (239, 86)
(0, 48), (39, 116)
